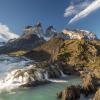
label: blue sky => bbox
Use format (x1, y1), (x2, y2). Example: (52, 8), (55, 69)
(0, 0), (100, 38)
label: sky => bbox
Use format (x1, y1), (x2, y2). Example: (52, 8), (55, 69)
(0, 0), (100, 38)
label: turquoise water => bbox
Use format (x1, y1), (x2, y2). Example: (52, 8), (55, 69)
(0, 76), (82, 100)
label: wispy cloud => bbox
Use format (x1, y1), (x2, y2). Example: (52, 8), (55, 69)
(64, 0), (100, 24)
(0, 23), (19, 41)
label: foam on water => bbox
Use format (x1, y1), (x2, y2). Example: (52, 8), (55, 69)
(0, 55), (33, 92)
(0, 55), (32, 74)
(48, 79), (68, 83)
(0, 55), (79, 93)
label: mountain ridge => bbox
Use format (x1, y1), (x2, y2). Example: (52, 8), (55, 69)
(0, 22), (99, 62)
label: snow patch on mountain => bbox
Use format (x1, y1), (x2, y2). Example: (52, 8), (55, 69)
(23, 22), (58, 41)
(63, 29), (97, 40)
(21, 22), (98, 41)
(23, 22), (44, 39)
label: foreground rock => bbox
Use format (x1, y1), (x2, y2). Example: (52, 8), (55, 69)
(57, 85), (81, 100)
(57, 72), (99, 100)
(93, 88), (100, 100)
(82, 74), (97, 97)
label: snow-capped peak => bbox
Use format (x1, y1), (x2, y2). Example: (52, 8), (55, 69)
(23, 22), (57, 41)
(23, 21), (44, 38)
(62, 28), (97, 40)
(44, 26), (57, 41)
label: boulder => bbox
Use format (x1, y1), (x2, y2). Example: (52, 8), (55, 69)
(57, 85), (81, 100)
(93, 88), (100, 100)
(82, 74), (97, 97)
(57, 91), (62, 99)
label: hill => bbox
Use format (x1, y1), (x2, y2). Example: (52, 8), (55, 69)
(23, 39), (100, 71)
(57, 39), (100, 69)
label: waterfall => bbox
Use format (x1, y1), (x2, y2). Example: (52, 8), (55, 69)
(44, 71), (49, 80)
(59, 70), (66, 77)
(34, 71), (44, 81)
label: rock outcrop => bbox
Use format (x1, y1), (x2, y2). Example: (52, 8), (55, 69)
(23, 21), (44, 38)
(58, 40), (100, 72)
(57, 85), (81, 100)
(93, 88), (100, 100)
(44, 26), (57, 40)
(82, 74), (97, 97)
(57, 71), (99, 100)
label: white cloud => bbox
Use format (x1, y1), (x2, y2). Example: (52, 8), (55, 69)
(64, 0), (100, 24)
(0, 23), (19, 42)
(64, 0), (91, 17)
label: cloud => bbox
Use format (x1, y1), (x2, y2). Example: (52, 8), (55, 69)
(64, 0), (91, 17)
(64, 0), (100, 24)
(0, 23), (19, 41)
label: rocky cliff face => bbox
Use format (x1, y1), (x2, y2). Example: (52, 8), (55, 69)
(44, 26), (57, 40)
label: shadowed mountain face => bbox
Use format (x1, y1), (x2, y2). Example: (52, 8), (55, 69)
(0, 33), (45, 54)
(24, 37), (64, 62)
(24, 50), (51, 62)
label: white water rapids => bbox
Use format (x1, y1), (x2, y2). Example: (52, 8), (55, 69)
(0, 55), (32, 92)
(0, 55), (69, 93)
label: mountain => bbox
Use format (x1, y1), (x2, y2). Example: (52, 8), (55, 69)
(0, 22), (99, 57)
(62, 29), (97, 40)
(0, 22), (45, 54)
(44, 26), (57, 41)
(23, 21), (44, 38)
(23, 22), (57, 41)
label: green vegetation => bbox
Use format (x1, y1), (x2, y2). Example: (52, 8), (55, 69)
(9, 50), (26, 56)
(57, 40), (100, 69)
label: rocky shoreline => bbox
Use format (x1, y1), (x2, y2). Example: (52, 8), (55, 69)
(57, 68), (100, 100)
(0, 57), (99, 100)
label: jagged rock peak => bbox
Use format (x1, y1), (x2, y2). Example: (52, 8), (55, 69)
(47, 25), (54, 30)
(45, 25), (57, 38)
(46, 25), (56, 33)
(25, 25), (33, 29)
(24, 21), (42, 29)
(23, 21), (44, 38)
(35, 21), (42, 27)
